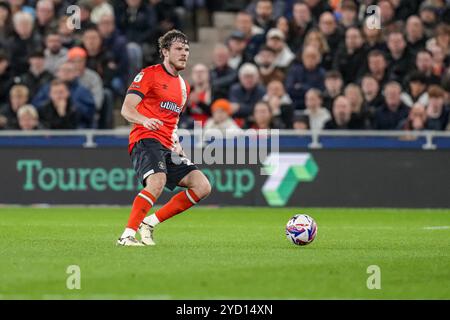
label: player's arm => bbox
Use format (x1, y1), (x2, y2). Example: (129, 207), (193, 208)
(120, 93), (163, 130)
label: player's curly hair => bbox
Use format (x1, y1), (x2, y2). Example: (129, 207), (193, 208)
(158, 30), (189, 58)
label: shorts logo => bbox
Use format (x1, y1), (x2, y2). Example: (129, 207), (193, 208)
(133, 72), (144, 82)
(158, 161), (165, 170)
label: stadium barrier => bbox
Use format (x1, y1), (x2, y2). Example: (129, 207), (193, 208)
(0, 130), (449, 208)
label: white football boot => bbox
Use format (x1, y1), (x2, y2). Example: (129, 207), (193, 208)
(138, 222), (156, 246)
(117, 236), (145, 247)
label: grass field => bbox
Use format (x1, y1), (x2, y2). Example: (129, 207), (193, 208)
(0, 207), (449, 300)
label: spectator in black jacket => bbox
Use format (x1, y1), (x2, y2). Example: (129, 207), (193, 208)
(425, 85), (450, 131)
(405, 15), (427, 54)
(318, 11), (343, 53)
(324, 95), (364, 129)
(210, 44), (237, 99)
(115, 0), (157, 45)
(6, 11), (43, 76)
(386, 30), (415, 83)
(39, 79), (78, 129)
(332, 26), (367, 84)
(96, 13), (129, 90)
(286, 45), (325, 110)
(0, 51), (14, 106)
(19, 50), (54, 98)
(229, 63), (266, 118)
(365, 50), (390, 88)
(0, 84), (30, 129)
(374, 81), (409, 130)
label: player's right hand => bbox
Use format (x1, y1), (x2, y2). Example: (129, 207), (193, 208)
(142, 118), (164, 130)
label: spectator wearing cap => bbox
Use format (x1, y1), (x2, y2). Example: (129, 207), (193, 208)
(18, 50), (54, 98)
(7, 11), (43, 76)
(401, 71), (429, 108)
(0, 52), (14, 106)
(287, 1), (313, 53)
(35, 0), (58, 37)
(17, 104), (41, 130)
(254, 45), (285, 86)
(324, 95), (364, 129)
(44, 32), (68, 75)
(229, 63), (266, 118)
(318, 11), (343, 55)
(96, 12), (129, 86)
(386, 30), (415, 83)
(332, 26), (367, 84)
(322, 70), (343, 110)
(210, 44), (238, 99)
(67, 47), (104, 111)
(0, 2), (13, 43)
(425, 85), (449, 130)
(265, 28), (295, 69)
(0, 84), (29, 129)
(405, 15), (427, 54)
(374, 81), (409, 130)
(39, 79), (78, 129)
(262, 79), (294, 128)
(204, 99), (242, 134)
(115, 0), (157, 45)
(227, 30), (250, 70)
(286, 45), (325, 110)
(304, 88), (330, 130)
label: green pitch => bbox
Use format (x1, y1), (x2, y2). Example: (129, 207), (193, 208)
(0, 207), (449, 299)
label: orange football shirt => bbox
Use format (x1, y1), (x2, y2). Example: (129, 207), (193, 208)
(127, 64), (190, 153)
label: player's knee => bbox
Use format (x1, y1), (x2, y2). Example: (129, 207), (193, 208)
(145, 173), (166, 197)
(196, 179), (211, 200)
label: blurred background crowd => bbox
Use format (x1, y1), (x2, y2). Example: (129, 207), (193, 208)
(0, 0), (449, 132)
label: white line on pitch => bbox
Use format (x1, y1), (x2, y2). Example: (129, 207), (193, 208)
(423, 226), (450, 230)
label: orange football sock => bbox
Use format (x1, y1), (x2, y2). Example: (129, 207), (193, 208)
(126, 189), (156, 231)
(155, 189), (200, 223)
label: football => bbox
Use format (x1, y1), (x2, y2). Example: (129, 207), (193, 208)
(285, 214), (318, 246)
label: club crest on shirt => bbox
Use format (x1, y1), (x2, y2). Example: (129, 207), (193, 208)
(134, 72), (144, 82)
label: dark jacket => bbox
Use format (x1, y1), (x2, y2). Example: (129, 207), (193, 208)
(39, 99), (78, 129)
(229, 83), (266, 118)
(285, 62), (325, 110)
(374, 103), (410, 130)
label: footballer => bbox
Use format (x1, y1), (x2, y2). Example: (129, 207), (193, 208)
(117, 30), (211, 246)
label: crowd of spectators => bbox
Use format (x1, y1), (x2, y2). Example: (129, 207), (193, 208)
(0, 0), (449, 133)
